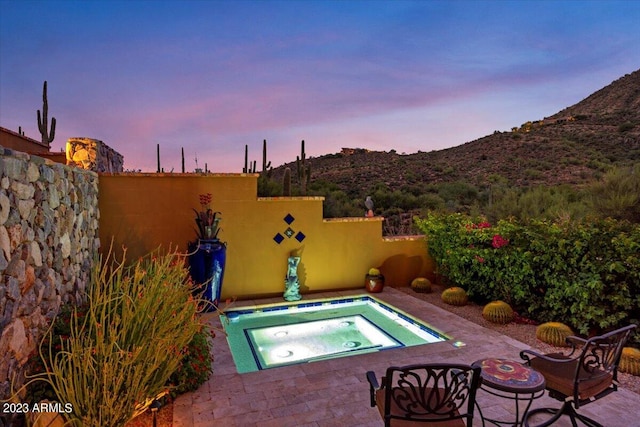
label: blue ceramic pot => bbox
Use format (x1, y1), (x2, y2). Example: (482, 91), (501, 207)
(188, 239), (226, 312)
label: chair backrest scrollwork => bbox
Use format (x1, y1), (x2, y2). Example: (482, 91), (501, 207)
(578, 325), (636, 374)
(383, 363), (481, 424)
(575, 324), (637, 401)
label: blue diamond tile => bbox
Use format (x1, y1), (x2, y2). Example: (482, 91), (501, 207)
(284, 213), (295, 225)
(295, 231), (306, 242)
(284, 227), (295, 238)
(273, 233), (285, 244)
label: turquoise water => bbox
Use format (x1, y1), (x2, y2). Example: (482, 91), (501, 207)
(220, 295), (448, 373)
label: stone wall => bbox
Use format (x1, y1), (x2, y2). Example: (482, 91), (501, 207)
(0, 145), (100, 400)
(66, 137), (124, 173)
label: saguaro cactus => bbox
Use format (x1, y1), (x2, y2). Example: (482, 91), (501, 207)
(242, 145), (256, 173)
(296, 140), (311, 195)
(37, 81), (56, 146)
(262, 139), (272, 176)
(283, 167), (292, 196)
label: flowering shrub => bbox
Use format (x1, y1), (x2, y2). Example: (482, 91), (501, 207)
(491, 234), (509, 249)
(415, 213), (640, 344)
(167, 326), (213, 397)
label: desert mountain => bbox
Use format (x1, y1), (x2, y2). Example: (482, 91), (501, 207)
(274, 69), (640, 193)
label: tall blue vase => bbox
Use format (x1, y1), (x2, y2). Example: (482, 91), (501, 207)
(188, 239), (226, 312)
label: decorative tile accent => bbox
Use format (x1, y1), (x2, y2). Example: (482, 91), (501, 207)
(273, 212), (307, 244)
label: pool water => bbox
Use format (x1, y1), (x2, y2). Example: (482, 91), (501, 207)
(220, 294), (448, 373)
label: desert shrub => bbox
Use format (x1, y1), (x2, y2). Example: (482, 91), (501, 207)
(370, 188), (422, 212)
(588, 164), (640, 223)
(524, 169), (543, 179)
(436, 181), (480, 212)
(26, 304), (213, 406)
(417, 193), (446, 211)
(257, 175), (283, 197)
(33, 247), (207, 427)
(618, 121), (635, 133)
(487, 185), (588, 223)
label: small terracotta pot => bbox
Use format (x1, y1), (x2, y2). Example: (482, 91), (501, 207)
(365, 274), (385, 293)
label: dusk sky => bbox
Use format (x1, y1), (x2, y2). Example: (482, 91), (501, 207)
(1, 1), (639, 173)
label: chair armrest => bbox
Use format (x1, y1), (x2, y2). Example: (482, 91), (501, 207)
(521, 348), (578, 365)
(366, 371), (379, 407)
(520, 348), (544, 365)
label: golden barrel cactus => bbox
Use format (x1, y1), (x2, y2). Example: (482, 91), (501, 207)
(411, 277), (432, 293)
(536, 322), (574, 347)
(619, 347), (640, 376)
(482, 300), (514, 324)
(441, 287), (468, 306)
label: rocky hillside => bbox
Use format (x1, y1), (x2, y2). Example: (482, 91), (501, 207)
(274, 69), (640, 193)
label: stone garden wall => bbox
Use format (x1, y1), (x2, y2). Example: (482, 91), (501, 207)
(0, 145), (100, 400)
(66, 137), (124, 173)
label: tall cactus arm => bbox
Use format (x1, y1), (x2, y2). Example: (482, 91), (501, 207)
(243, 144), (249, 173)
(262, 139), (272, 172)
(37, 80), (56, 145)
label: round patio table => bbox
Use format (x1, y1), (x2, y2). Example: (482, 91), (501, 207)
(472, 358), (546, 427)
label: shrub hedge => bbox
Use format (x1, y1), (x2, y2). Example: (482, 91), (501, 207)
(415, 213), (640, 345)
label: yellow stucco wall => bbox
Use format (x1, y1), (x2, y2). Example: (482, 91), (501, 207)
(98, 173), (435, 299)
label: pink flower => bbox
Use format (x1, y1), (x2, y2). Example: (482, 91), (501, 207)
(492, 235), (509, 249)
(475, 255), (485, 263)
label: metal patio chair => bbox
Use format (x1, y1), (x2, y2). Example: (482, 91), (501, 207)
(366, 363), (482, 426)
(520, 324), (637, 427)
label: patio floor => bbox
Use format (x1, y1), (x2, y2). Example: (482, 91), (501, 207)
(173, 287), (640, 426)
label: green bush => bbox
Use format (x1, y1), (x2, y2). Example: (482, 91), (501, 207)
(32, 247), (208, 427)
(415, 213), (640, 344)
(487, 185), (589, 223)
(589, 164), (640, 223)
(167, 327), (213, 397)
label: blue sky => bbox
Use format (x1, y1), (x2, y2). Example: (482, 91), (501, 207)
(1, 0), (639, 172)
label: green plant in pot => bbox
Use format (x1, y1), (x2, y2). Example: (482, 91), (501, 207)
(188, 193), (227, 311)
(365, 267), (384, 293)
(193, 193), (222, 240)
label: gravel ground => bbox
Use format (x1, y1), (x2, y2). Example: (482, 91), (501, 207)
(397, 285), (640, 396)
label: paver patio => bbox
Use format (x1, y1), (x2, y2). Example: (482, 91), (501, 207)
(173, 287), (640, 427)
